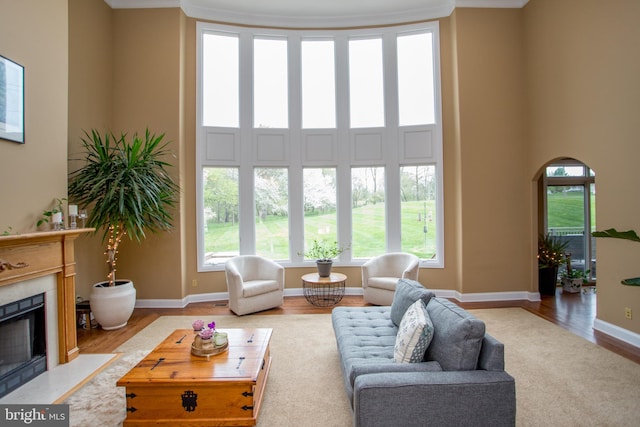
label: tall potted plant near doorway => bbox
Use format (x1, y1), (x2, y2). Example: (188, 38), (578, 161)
(68, 129), (179, 330)
(537, 233), (568, 296)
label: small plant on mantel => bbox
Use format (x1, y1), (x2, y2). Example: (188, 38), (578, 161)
(36, 198), (67, 228)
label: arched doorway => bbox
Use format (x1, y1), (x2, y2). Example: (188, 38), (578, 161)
(536, 158), (596, 286)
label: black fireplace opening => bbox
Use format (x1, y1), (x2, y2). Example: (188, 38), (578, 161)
(0, 293), (47, 398)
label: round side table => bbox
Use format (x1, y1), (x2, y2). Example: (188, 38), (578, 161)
(301, 272), (347, 307)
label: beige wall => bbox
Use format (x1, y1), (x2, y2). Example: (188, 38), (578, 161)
(68, 0), (113, 297)
(448, 8), (531, 294)
(525, 0), (640, 333)
(0, 0), (68, 233)
(109, 8), (185, 299)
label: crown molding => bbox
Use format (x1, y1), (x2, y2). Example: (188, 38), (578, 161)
(104, 0), (528, 28)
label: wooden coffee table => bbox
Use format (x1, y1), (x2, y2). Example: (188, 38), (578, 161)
(117, 328), (272, 426)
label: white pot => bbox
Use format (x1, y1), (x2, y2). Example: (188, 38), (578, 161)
(561, 277), (582, 294)
(89, 280), (136, 330)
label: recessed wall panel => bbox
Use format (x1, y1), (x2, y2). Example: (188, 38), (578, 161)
(205, 131), (237, 162)
(303, 133), (335, 163)
(353, 133), (383, 162)
(256, 133), (288, 162)
(401, 129), (433, 161)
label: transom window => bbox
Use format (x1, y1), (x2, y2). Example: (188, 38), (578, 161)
(196, 22), (444, 271)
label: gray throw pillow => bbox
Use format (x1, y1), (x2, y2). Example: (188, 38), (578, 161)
(394, 299), (435, 363)
(424, 298), (486, 371)
(390, 279), (435, 326)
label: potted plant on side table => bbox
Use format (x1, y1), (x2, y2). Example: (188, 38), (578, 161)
(538, 233), (568, 296)
(68, 129), (179, 330)
(301, 239), (348, 277)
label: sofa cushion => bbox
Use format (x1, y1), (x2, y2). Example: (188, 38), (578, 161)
(390, 279), (435, 326)
(424, 298), (486, 371)
(394, 300), (434, 363)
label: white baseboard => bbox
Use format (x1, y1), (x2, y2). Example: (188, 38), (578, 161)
(594, 318), (640, 348)
(452, 290), (541, 303)
(135, 288), (539, 307)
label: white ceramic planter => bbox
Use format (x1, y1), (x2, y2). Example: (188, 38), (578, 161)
(89, 280), (136, 330)
(561, 277), (582, 294)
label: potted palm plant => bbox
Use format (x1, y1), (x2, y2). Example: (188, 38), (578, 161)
(302, 239), (348, 277)
(537, 233), (568, 296)
(68, 129), (179, 330)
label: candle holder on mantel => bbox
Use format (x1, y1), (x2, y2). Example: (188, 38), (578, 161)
(52, 212), (64, 231)
(78, 209), (87, 228)
(68, 205), (78, 229)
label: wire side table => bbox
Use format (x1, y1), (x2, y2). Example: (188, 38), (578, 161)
(301, 272), (347, 307)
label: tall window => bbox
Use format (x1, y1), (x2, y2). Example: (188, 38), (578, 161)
(196, 22), (443, 270)
(349, 38), (384, 128)
(303, 168), (338, 253)
(400, 165), (437, 259)
(397, 32), (435, 126)
(254, 38), (288, 128)
(202, 33), (238, 127)
(255, 168), (289, 260)
(202, 167), (239, 264)
(351, 167), (386, 258)
(301, 40), (336, 129)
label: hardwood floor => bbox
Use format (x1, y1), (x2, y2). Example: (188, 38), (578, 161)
(77, 286), (640, 364)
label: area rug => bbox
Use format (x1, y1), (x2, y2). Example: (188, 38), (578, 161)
(64, 309), (640, 426)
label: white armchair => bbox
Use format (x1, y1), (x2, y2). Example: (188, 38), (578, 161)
(225, 255), (285, 315)
(361, 252), (420, 305)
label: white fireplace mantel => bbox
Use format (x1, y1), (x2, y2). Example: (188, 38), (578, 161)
(0, 229), (93, 364)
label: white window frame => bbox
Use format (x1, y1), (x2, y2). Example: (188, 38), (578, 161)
(196, 21), (444, 272)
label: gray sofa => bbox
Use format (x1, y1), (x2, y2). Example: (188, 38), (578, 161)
(332, 279), (516, 427)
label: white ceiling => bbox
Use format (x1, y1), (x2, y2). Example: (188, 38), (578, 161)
(105, 0), (529, 28)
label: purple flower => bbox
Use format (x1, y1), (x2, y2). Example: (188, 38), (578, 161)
(208, 321), (216, 330)
(192, 319), (204, 331)
(199, 328), (214, 340)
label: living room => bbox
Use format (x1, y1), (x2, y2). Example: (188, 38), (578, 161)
(1, 0), (639, 424)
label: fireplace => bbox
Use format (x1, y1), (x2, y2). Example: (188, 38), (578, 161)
(0, 229), (90, 397)
(0, 293), (47, 398)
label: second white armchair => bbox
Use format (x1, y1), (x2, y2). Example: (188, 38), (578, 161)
(361, 252), (420, 305)
(225, 255), (285, 315)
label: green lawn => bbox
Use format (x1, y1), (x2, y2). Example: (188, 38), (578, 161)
(204, 193), (591, 259)
(547, 191), (595, 230)
(205, 200), (437, 260)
